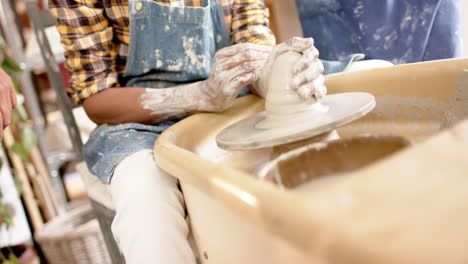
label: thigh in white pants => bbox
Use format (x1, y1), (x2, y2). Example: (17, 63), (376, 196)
(110, 150), (196, 264)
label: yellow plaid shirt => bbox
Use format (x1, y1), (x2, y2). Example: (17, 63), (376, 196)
(49, 0), (276, 104)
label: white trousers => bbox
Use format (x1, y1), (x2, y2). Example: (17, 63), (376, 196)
(110, 150), (196, 264)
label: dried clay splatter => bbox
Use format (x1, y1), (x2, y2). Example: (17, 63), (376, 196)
(441, 70), (468, 129)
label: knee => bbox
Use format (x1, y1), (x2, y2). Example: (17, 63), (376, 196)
(112, 150), (178, 191)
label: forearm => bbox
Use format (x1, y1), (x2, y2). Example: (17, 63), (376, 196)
(83, 42), (275, 126)
(83, 83), (200, 125)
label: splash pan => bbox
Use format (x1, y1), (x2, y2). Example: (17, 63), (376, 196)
(154, 59), (468, 264)
(257, 135), (410, 189)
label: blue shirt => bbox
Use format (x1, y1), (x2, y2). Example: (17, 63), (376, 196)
(296, 0), (463, 64)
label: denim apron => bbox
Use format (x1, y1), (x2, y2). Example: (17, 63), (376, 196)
(84, 0), (230, 183)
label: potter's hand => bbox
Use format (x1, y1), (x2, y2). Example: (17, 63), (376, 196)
(256, 37), (326, 100)
(0, 68), (17, 139)
(139, 43), (272, 122)
(195, 43), (272, 112)
(198, 43), (272, 112)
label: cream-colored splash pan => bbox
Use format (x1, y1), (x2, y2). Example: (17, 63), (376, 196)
(154, 58), (468, 264)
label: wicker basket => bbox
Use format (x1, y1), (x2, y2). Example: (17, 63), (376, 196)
(35, 203), (112, 264)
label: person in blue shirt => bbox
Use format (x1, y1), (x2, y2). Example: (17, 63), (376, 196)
(296, 0), (463, 64)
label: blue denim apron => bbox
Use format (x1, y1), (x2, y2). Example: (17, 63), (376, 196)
(84, 0), (230, 183)
(296, 0), (463, 64)
(84, 0), (356, 184)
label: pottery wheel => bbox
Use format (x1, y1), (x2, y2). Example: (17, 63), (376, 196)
(216, 51), (376, 151)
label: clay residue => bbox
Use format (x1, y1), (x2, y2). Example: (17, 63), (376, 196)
(195, 139), (274, 175)
(374, 95), (448, 124)
(154, 49), (163, 68)
(340, 70), (468, 141)
(166, 59), (183, 71)
(441, 70), (468, 129)
(182, 36), (205, 69)
(342, 95), (448, 137)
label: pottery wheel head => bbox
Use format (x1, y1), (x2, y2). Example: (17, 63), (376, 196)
(216, 51), (376, 150)
(216, 92), (376, 150)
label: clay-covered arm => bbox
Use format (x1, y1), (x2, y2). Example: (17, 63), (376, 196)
(83, 43), (271, 125)
(84, 38), (326, 125)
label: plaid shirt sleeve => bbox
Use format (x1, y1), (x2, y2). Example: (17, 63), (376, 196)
(49, 0), (121, 104)
(230, 0), (276, 46)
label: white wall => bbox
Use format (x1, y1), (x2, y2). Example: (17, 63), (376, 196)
(462, 0), (468, 56)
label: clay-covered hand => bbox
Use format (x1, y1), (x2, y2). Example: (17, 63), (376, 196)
(140, 43), (272, 121)
(195, 43), (272, 112)
(256, 37), (326, 100)
(0, 68), (17, 139)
